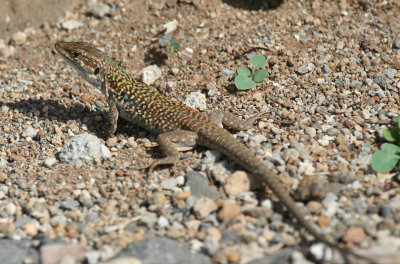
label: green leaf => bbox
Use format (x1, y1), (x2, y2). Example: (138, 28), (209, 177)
(381, 143), (400, 153)
(371, 149), (400, 173)
(235, 75), (254, 90)
(159, 39), (167, 46)
(250, 54), (266, 68)
(170, 39), (180, 51)
(237, 67), (251, 77)
(253, 70), (267, 83)
(164, 33), (170, 40)
(395, 116), (400, 129)
(383, 129), (398, 142)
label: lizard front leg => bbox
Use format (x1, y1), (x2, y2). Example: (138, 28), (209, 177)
(101, 95), (119, 138)
(145, 130), (198, 175)
(99, 73), (119, 138)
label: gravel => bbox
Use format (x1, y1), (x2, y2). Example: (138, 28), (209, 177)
(0, 0), (399, 263)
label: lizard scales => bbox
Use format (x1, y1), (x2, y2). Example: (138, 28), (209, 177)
(55, 41), (337, 249)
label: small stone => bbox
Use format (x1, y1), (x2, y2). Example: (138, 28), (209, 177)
(43, 157), (57, 168)
(126, 137), (137, 148)
(342, 227), (365, 245)
(219, 68), (236, 78)
(297, 63), (314, 74)
(24, 222), (38, 237)
(186, 171), (220, 200)
(40, 244), (88, 264)
(139, 212), (158, 228)
(5, 203), (16, 215)
(310, 243), (332, 262)
(218, 203), (240, 221)
(307, 201), (323, 213)
(175, 191), (191, 200)
(305, 127), (316, 138)
(157, 216), (169, 227)
(106, 137), (118, 147)
(163, 19), (178, 34)
(89, 3), (110, 18)
(393, 38), (400, 49)
(22, 126), (37, 138)
(207, 227), (222, 241)
(171, 68), (179, 75)
(79, 190), (93, 207)
(142, 65), (162, 85)
(50, 215), (67, 227)
(193, 197), (217, 219)
(103, 257), (141, 264)
(147, 192), (166, 206)
(59, 133), (111, 165)
(183, 91), (207, 111)
(64, 198), (80, 210)
(224, 171), (250, 196)
(62, 20), (84, 30)
(317, 216), (331, 227)
(11, 31), (27, 45)
(0, 172), (7, 182)
(85, 251), (100, 264)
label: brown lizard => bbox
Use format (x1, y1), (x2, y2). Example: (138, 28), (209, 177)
(55, 41), (373, 262)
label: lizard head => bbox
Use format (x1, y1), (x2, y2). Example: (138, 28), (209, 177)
(55, 41), (105, 87)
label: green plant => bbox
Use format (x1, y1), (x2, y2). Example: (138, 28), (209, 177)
(234, 54), (267, 90)
(371, 116), (400, 173)
(159, 33), (180, 54)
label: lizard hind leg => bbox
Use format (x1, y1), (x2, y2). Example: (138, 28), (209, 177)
(140, 130), (198, 176)
(209, 110), (268, 131)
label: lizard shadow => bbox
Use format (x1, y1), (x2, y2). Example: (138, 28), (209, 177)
(143, 47), (168, 66)
(4, 98), (141, 139)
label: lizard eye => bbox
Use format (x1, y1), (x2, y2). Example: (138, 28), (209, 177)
(93, 67), (100, 75)
(72, 52), (79, 58)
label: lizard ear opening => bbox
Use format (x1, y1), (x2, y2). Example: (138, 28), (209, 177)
(94, 67), (100, 75)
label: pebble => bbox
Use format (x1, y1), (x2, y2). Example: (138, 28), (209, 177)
(139, 212), (158, 228)
(193, 197), (217, 219)
(223, 171), (250, 196)
(114, 237), (212, 264)
(147, 192), (166, 206)
(217, 203), (240, 221)
(309, 243), (332, 262)
(59, 133), (111, 165)
(62, 20), (84, 30)
(186, 171), (220, 200)
(219, 68), (236, 78)
(163, 19), (178, 34)
(161, 176), (184, 191)
(6, 203), (16, 215)
(157, 216), (169, 227)
(104, 257), (142, 264)
(89, 3), (111, 18)
(11, 31), (27, 46)
(22, 126), (37, 138)
(85, 251), (101, 264)
(393, 38), (400, 49)
(183, 91), (207, 111)
(43, 157), (57, 168)
(342, 227), (365, 244)
(142, 65), (162, 85)
(40, 244), (88, 264)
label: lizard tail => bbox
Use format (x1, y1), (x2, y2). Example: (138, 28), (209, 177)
(196, 124), (337, 248)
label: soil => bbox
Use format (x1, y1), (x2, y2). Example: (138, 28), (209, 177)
(0, 0), (400, 263)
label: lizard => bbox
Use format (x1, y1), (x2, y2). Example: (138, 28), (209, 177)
(54, 41), (372, 261)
